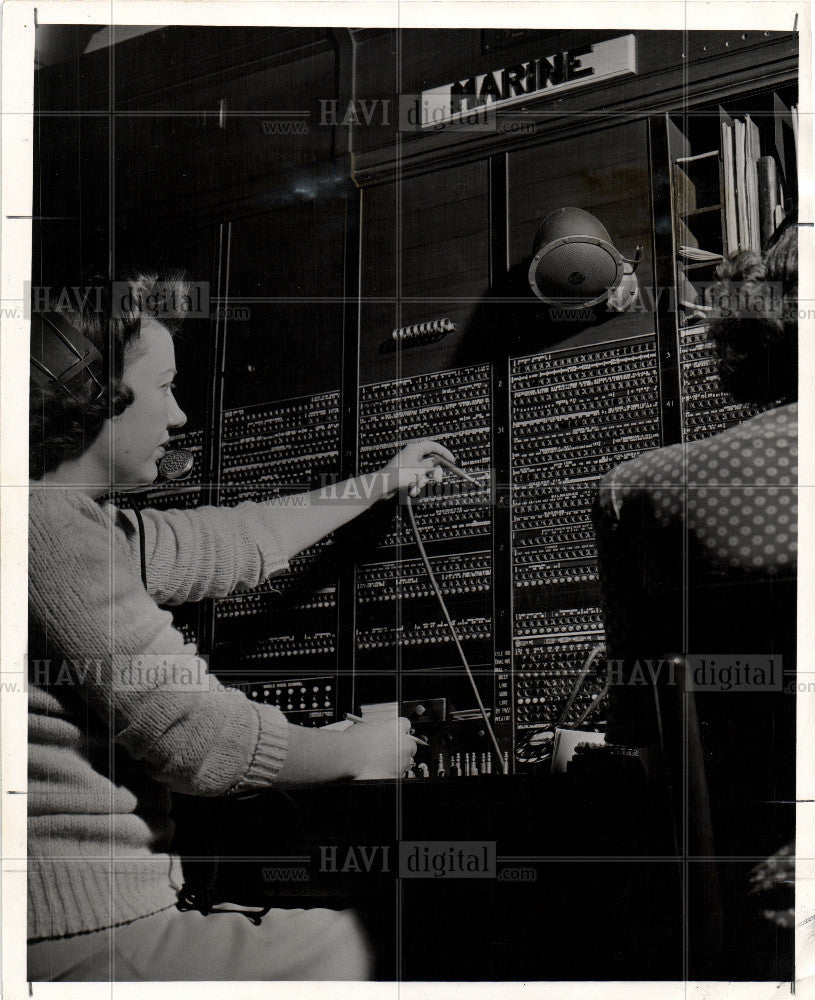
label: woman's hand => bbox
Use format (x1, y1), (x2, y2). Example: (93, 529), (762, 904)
(345, 716), (417, 779)
(379, 439), (457, 498)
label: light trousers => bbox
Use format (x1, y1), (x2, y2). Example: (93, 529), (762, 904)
(28, 903), (372, 981)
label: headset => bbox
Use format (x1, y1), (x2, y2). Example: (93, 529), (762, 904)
(29, 309), (106, 403)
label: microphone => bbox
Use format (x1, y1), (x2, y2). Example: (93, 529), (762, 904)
(157, 448), (195, 481)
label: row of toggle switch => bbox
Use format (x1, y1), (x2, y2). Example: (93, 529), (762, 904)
(512, 487), (594, 509)
(224, 392), (339, 429)
(215, 589), (336, 618)
(375, 510), (492, 548)
(240, 634), (336, 659)
(240, 677), (335, 715)
(515, 607), (604, 632)
(510, 447), (656, 483)
(511, 345), (655, 380)
(223, 434), (338, 459)
(513, 535), (595, 559)
(512, 515), (595, 537)
(406, 750), (510, 779)
(515, 564), (599, 587)
(361, 364), (489, 399)
(536, 362), (655, 385)
(511, 400), (657, 432)
(219, 486), (308, 506)
(221, 453), (338, 482)
(511, 365), (657, 395)
(511, 391), (655, 419)
(360, 432), (489, 465)
(360, 397), (489, 425)
(356, 617), (491, 650)
(360, 389), (489, 418)
(511, 340), (655, 375)
(360, 425), (490, 455)
(511, 368), (658, 398)
(511, 419), (656, 450)
(357, 555), (491, 602)
(513, 444), (657, 468)
(126, 486), (203, 512)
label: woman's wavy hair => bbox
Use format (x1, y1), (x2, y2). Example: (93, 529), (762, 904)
(29, 272), (189, 479)
(707, 220), (798, 404)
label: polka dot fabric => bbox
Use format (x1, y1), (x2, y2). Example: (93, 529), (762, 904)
(593, 403), (797, 749)
(599, 403), (797, 576)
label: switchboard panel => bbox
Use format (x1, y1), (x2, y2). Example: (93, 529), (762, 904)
(358, 365), (493, 547)
(509, 337), (661, 742)
(211, 392), (342, 716)
(680, 324), (767, 441)
(510, 336), (660, 602)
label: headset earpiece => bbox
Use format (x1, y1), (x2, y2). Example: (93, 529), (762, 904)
(30, 311), (105, 402)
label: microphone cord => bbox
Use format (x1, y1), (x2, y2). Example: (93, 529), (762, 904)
(404, 493), (508, 774)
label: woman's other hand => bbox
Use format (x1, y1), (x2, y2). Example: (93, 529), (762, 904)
(346, 717), (417, 779)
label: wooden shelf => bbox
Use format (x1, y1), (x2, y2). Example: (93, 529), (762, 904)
(679, 204), (722, 218)
(675, 150), (719, 164)
(680, 259), (723, 272)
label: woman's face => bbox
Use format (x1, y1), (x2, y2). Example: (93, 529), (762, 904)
(91, 318), (187, 487)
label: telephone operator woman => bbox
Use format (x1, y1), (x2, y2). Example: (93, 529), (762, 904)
(27, 273), (456, 982)
(593, 218), (798, 979)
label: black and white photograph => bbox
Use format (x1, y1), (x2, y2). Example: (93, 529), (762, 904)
(1, 2), (812, 995)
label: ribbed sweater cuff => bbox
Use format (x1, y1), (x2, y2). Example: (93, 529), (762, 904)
(251, 502), (292, 579)
(230, 703), (289, 794)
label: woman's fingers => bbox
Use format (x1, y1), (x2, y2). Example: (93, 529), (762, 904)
(388, 439), (462, 497)
(407, 452), (452, 495)
(420, 440), (455, 464)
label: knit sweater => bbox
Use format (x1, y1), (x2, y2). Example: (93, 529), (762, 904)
(28, 485), (293, 942)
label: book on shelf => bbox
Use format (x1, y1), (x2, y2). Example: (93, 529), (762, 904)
(719, 113), (786, 254)
(734, 119), (750, 251)
(744, 115), (761, 251)
(757, 156), (781, 246)
(676, 98), (796, 323)
(720, 120), (738, 254)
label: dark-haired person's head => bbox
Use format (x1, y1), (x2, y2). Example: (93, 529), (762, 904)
(30, 273), (190, 486)
(707, 222), (797, 404)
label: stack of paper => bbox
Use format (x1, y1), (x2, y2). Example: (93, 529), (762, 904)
(678, 245), (724, 263)
(720, 114), (780, 254)
(360, 702), (400, 721)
